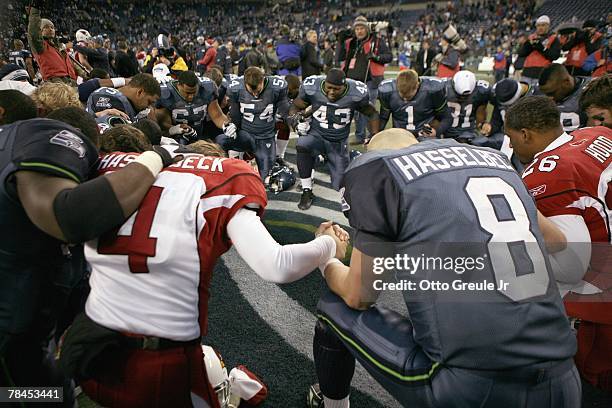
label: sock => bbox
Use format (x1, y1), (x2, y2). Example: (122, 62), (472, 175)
(228, 150), (241, 159)
(323, 396), (349, 408)
(301, 177), (312, 190)
(276, 138), (289, 159)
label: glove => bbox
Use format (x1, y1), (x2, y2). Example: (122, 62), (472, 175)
(180, 127), (198, 144)
(223, 122), (237, 139)
(297, 121), (310, 136)
(169, 124), (187, 136)
(287, 113), (303, 130)
(152, 145), (182, 167)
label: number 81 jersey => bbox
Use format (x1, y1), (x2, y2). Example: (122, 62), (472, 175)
(300, 75), (371, 141)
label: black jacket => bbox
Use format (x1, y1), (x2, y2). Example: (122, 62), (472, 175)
(301, 41), (322, 78)
(113, 50), (139, 77)
(415, 47), (435, 75)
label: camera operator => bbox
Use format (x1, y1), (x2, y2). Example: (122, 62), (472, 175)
(518, 15), (561, 85)
(73, 35), (111, 74)
(340, 16), (392, 144)
(143, 34), (188, 78)
(562, 20), (603, 76)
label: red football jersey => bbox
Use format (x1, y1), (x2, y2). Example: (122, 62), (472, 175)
(522, 127), (612, 323)
(85, 153), (267, 339)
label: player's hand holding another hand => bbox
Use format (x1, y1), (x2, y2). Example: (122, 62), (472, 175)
(316, 221), (349, 260)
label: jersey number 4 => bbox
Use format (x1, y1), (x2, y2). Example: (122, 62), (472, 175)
(97, 186), (163, 273)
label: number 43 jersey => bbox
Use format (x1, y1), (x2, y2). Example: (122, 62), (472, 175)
(300, 75), (372, 141)
(84, 153), (267, 341)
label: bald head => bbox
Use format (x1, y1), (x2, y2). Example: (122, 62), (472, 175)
(367, 128), (419, 152)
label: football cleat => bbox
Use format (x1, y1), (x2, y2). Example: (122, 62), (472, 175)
(306, 383), (324, 408)
(298, 188), (314, 210)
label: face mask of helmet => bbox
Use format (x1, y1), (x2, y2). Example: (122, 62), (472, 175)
(202, 345), (231, 407)
(267, 164), (296, 194)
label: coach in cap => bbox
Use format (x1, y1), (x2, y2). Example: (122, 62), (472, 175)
(341, 16), (392, 144)
(518, 15), (561, 85)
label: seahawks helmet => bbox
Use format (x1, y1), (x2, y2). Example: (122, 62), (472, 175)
(267, 164), (296, 194)
(95, 114), (131, 134)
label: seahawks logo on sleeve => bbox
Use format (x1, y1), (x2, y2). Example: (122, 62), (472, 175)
(49, 130), (87, 158)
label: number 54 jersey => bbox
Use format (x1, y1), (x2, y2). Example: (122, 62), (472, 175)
(300, 75), (372, 141)
(84, 153), (267, 341)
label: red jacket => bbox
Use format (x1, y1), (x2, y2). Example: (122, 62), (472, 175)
(33, 40), (77, 80)
(343, 37), (385, 77)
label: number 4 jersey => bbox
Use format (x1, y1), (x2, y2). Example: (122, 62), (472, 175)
(300, 75), (372, 141)
(84, 154), (267, 340)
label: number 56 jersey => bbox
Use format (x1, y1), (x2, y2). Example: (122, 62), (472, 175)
(84, 154), (267, 340)
(300, 75), (372, 142)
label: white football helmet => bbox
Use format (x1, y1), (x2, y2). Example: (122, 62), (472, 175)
(202, 345), (231, 408)
(75, 29), (91, 43)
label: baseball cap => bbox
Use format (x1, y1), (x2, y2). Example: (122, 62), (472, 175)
(536, 15), (550, 25)
(453, 71), (476, 95)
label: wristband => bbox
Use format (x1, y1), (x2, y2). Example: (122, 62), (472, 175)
(133, 150), (163, 177)
(110, 77), (126, 87)
(319, 258), (343, 278)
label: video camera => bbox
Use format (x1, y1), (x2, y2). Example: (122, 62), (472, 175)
(442, 24), (467, 52)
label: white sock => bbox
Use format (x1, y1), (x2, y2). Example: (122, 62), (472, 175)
(323, 395), (349, 408)
(301, 177), (313, 190)
(276, 138), (289, 158)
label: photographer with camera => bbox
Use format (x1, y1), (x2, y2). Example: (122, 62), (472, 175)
(518, 15), (561, 85)
(434, 25), (466, 78)
(562, 20), (603, 76)
(340, 16), (392, 144)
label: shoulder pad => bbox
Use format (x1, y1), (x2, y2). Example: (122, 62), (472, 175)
(302, 75), (323, 95)
(347, 79), (369, 99)
(378, 78), (395, 93)
(421, 77), (445, 92)
(269, 75), (287, 90)
(477, 80), (490, 90)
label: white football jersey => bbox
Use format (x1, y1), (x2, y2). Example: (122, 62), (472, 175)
(85, 153), (267, 341)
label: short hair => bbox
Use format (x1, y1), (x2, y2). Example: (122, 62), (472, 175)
(128, 73), (161, 97)
(505, 96), (560, 131)
(186, 140), (226, 157)
(89, 68), (109, 80)
(205, 67), (223, 87)
(538, 63), (568, 87)
(46, 107), (99, 146)
(13, 39), (24, 49)
(132, 118), (162, 145)
(307, 30), (317, 38)
(580, 74), (612, 111)
(177, 70), (199, 87)
(117, 40), (127, 50)
(0, 90), (37, 125)
(244, 67), (264, 89)
(285, 74), (301, 90)
(32, 82), (81, 113)
(99, 125), (152, 153)
(397, 69), (419, 93)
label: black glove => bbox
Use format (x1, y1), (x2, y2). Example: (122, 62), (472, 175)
(152, 145), (178, 168)
(367, 52), (379, 63)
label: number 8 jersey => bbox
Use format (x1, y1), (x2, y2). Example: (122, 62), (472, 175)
(300, 75), (372, 142)
(85, 153), (267, 340)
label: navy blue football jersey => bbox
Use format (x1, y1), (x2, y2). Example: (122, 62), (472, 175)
(445, 79), (490, 138)
(157, 77), (218, 138)
(341, 140), (576, 369)
(228, 75), (289, 137)
(0, 119), (98, 334)
(299, 75), (372, 141)
(86, 87), (142, 122)
(378, 77), (447, 133)
(8, 49), (32, 70)
(552, 76), (590, 132)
